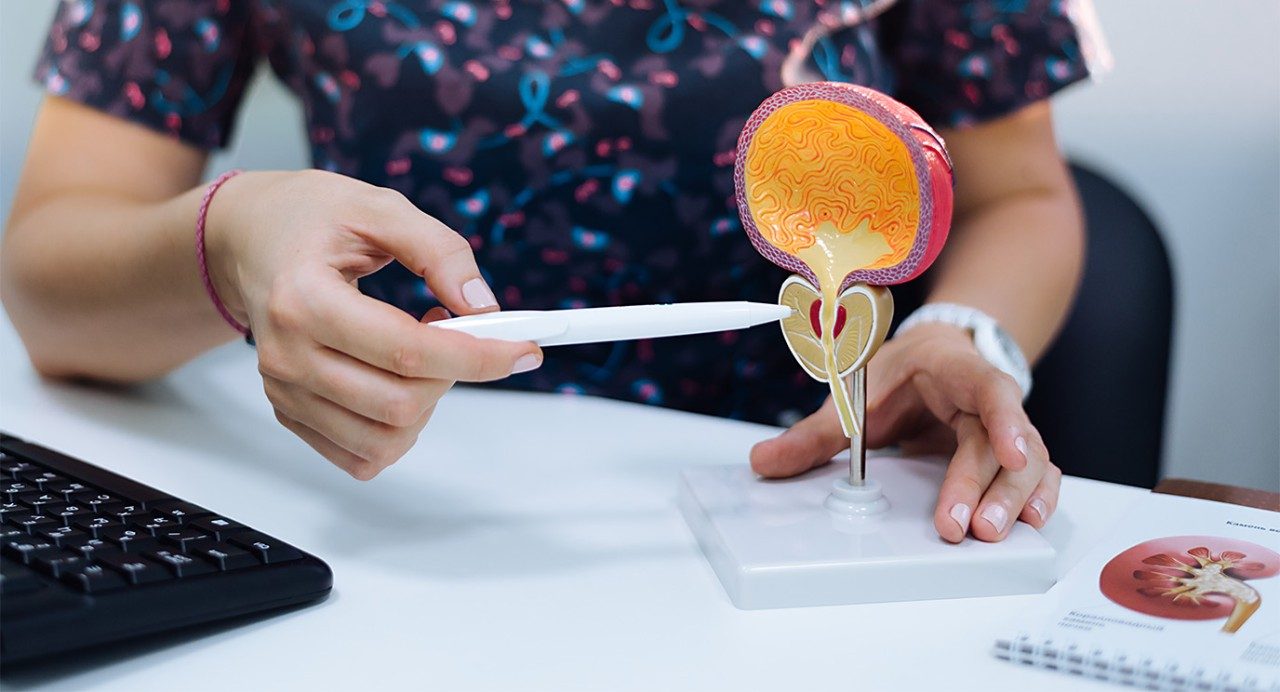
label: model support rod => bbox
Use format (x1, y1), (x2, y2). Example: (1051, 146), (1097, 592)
(847, 367), (867, 487)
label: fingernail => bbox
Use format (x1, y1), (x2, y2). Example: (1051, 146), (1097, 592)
(980, 504), (1009, 533)
(1029, 497), (1048, 523)
(510, 354), (542, 375)
(1015, 435), (1029, 459)
(949, 503), (971, 531)
(462, 278), (497, 309)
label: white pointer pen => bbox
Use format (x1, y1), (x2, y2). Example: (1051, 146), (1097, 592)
(429, 301), (794, 346)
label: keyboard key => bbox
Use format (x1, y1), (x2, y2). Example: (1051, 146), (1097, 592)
(99, 525), (160, 553)
(15, 492), (62, 511)
(12, 514), (59, 534)
(0, 526), (24, 541)
(38, 525), (87, 547)
(19, 470), (64, 489)
(33, 551), (86, 578)
(73, 492), (119, 512)
(146, 550), (216, 578)
(1, 558), (47, 595)
(36, 501), (70, 515)
(63, 536), (111, 560)
(45, 480), (93, 500)
(229, 531), (302, 564)
(159, 528), (213, 553)
(193, 543), (258, 571)
(75, 516), (116, 537)
(97, 552), (171, 585)
(0, 501), (23, 520)
(61, 562), (128, 593)
(150, 501), (212, 523)
(138, 516), (179, 536)
(189, 516), (247, 541)
(0, 455), (36, 479)
(98, 502), (149, 523)
(44, 503), (95, 526)
(3, 537), (59, 564)
(1, 481), (33, 499)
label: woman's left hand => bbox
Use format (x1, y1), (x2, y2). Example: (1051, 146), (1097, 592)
(749, 322), (1060, 543)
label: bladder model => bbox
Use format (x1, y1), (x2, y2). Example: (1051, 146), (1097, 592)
(735, 82), (954, 491)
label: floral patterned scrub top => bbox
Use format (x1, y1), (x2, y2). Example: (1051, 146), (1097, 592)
(36, 0), (1091, 426)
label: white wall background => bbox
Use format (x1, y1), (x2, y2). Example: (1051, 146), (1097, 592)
(2, 2), (1277, 490)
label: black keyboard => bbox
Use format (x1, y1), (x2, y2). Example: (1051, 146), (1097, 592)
(0, 432), (332, 665)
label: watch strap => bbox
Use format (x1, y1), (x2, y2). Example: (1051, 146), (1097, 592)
(895, 303), (1033, 398)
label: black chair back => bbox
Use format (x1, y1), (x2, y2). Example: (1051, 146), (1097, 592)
(1024, 164), (1174, 487)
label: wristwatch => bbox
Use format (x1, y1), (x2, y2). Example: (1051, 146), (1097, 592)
(895, 303), (1033, 399)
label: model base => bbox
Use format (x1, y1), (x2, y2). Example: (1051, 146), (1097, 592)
(678, 455), (1056, 610)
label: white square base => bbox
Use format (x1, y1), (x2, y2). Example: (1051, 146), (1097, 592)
(679, 455), (1056, 610)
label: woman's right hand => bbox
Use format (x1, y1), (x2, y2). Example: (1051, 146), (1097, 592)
(204, 170), (542, 480)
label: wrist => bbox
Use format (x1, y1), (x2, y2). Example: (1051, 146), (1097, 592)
(894, 320), (974, 352)
(200, 171), (252, 329)
(896, 302), (1033, 398)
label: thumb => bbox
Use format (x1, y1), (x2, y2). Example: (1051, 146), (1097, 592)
(359, 186), (499, 316)
(750, 397), (847, 478)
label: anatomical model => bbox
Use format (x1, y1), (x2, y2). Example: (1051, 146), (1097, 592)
(735, 82), (954, 486)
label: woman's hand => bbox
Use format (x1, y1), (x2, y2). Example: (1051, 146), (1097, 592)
(205, 170), (542, 480)
(749, 322), (1059, 543)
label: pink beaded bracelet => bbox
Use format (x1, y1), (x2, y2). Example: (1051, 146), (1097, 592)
(195, 169), (250, 336)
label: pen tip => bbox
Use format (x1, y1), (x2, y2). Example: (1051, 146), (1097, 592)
(755, 303), (794, 322)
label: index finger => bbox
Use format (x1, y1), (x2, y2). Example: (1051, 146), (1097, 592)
(310, 277), (542, 381)
(924, 349), (1040, 473)
(355, 184), (499, 315)
(932, 414), (1000, 544)
(970, 370), (1042, 473)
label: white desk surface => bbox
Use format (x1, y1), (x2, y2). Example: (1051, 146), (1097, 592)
(0, 315), (1143, 691)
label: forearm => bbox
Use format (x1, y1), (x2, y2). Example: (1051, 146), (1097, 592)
(920, 104), (1085, 364)
(0, 185), (237, 381)
(924, 183), (1084, 362)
